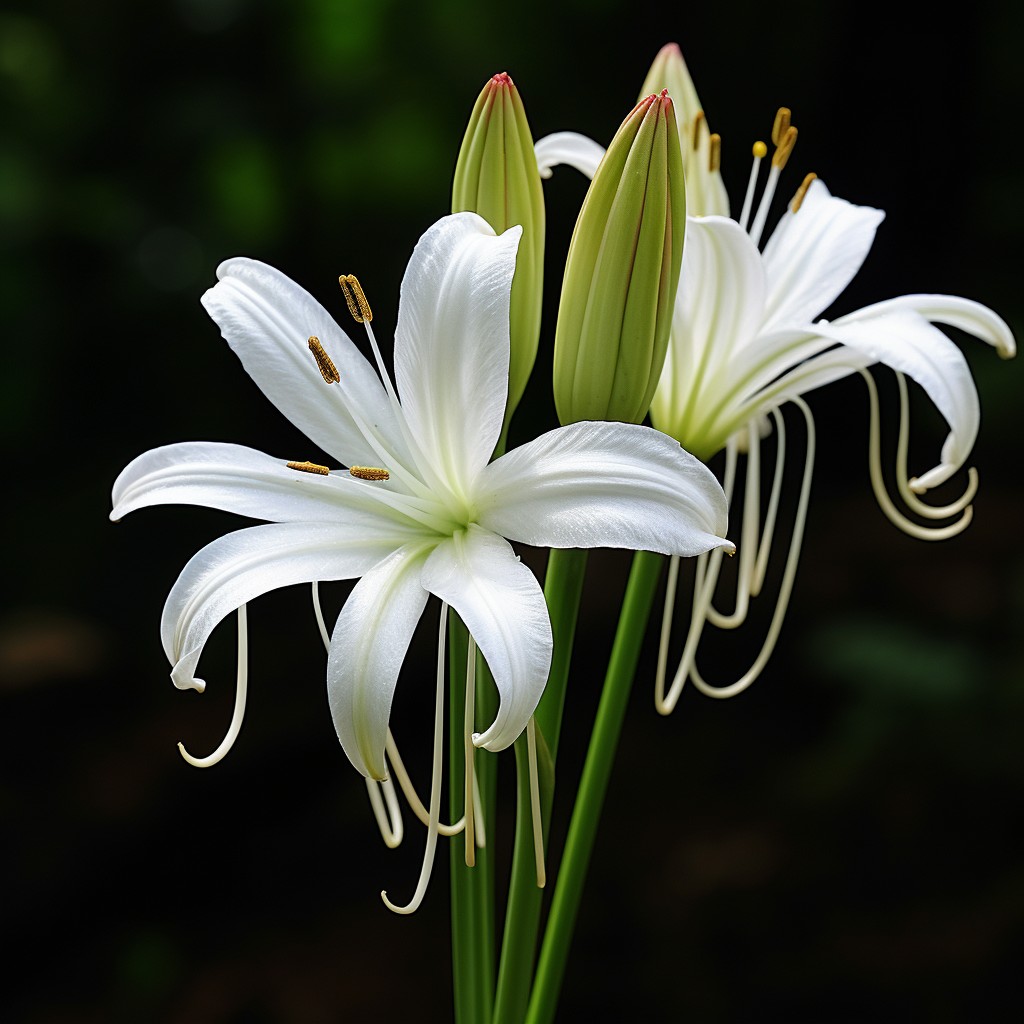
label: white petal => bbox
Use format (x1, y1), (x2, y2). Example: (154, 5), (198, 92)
(534, 131), (606, 180)
(393, 213), (521, 495)
(421, 525), (551, 753)
(201, 257), (407, 468)
(476, 421), (731, 556)
(824, 309), (981, 489)
(326, 543), (432, 779)
(162, 522), (405, 693)
(650, 216), (767, 438)
(111, 441), (415, 527)
(836, 293), (1016, 359)
(760, 179), (884, 332)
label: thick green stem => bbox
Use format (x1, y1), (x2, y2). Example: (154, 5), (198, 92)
(449, 615), (496, 1022)
(492, 547), (588, 1024)
(526, 550), (664, 1024)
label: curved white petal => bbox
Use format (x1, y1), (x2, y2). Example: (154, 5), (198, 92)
(835, 293), (1016, 359)
(476, 421), (731, 556)
(534, 132), (606, 180)
(393, 213), (521, 496)
(421, 525), (551, 753)
(822, 310), (980, 490)
(111, 441), (415, 527)
(650, 215), (766, 437)
(162, 522), (406, 693)
(327, 543), (432, 780)
(760, 179), (885, 332)
(201, 257), (407, 468)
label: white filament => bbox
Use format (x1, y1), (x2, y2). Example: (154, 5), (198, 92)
(382, 602), (448, 914)
(738, 146), (764, 233)
(365, 774), (404, 848)
(178, 604), (248, 767)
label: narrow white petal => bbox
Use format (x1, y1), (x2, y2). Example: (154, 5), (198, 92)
(421, 526), (551, 753)
(836, 293), (1016, 359)
(201, 257), (407, 468)
(161, 522), (406, 693)
(393, 213), (521, 494)
(476, 421), (731, 556)
(760, 179), (885, 332)
(534, 131), (606, 180)
(327, 543), (432, 780)
(111, 441), (415, 527)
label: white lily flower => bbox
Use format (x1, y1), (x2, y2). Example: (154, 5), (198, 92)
(536, 96), (1015, 712)
(111, 212), (731, 908)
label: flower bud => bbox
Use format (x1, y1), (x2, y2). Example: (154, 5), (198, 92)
(452, 72), (545, 441)
(639, 43), (729, 217)
(552, 91), (685, 425)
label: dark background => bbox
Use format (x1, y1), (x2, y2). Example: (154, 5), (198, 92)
(2, 1), (1022, 1021)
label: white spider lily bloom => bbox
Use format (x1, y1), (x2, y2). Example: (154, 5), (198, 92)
(535, 103), (1014, 712)
(110, 213), (731, 901)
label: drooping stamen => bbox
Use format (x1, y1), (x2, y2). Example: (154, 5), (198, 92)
(751, 408), (788, 596)
(526, 715), (546, 889)
(382, 602), (448, 915)
(689, 397), (815, 699)
(791, 172), (817, 213)
(287, 460), (330, 476)
(893, 372), (978, 517)
(463, 636), (477, 868)
(739, 141), (767, 233)
(349, 466), (390, 481)
(366, 774), (404, 849)
(178, 604), (248, 767)
(858, 369), (974, 540)
(308, 336), (341, 384)
(310, 582), (469, 838)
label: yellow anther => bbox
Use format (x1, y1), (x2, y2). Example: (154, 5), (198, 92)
(791, 172), (818, 213)
(308, 336), (340, 384)
(752, 140), (768, 159)
(691, 110), (705, 150)
(339, 274), (373, 323)
(771, 107), (791, 146)
(350, 466), (390, 481)
(287, 460), (330, 476)
(771, 125), (798, 169)
(708, 133), (722, 172)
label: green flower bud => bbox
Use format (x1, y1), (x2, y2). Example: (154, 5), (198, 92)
(639, 43), (729, 217)
(452, 72), (545, 442)
(553, 90), (685, 425)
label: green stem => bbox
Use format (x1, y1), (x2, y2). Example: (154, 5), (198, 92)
(493, 547), (588, 1024)
(525, 550), (664, 1024)
(449, 615), (495, 1022)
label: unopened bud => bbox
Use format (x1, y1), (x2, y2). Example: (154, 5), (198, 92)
(552, 91), (685, 425)
(639, 43), (729, 217)
(452, 72), (545, 443)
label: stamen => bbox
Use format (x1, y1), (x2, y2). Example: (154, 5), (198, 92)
(771, 107), (791, 146)
(771, 125), (798, 169)
(178, 604), (248, 767)
(739, 141), (767, 233)
(691, 110), (705, 150)
(751, 408), (787, 596)
(859, 369), (974, 540)
(526, 716), (546, 888)
(463, 637), (477, 868)
(791, 172), (817, 213)
(308, 336), (340, 384)
(708, 133), (722, 173)
(287, 460), (330, 476)
(382, 602), (448, 915)
(350, 465), (390, 481)
(366, 775), (404, 849)
(339, 274), (373, 323)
